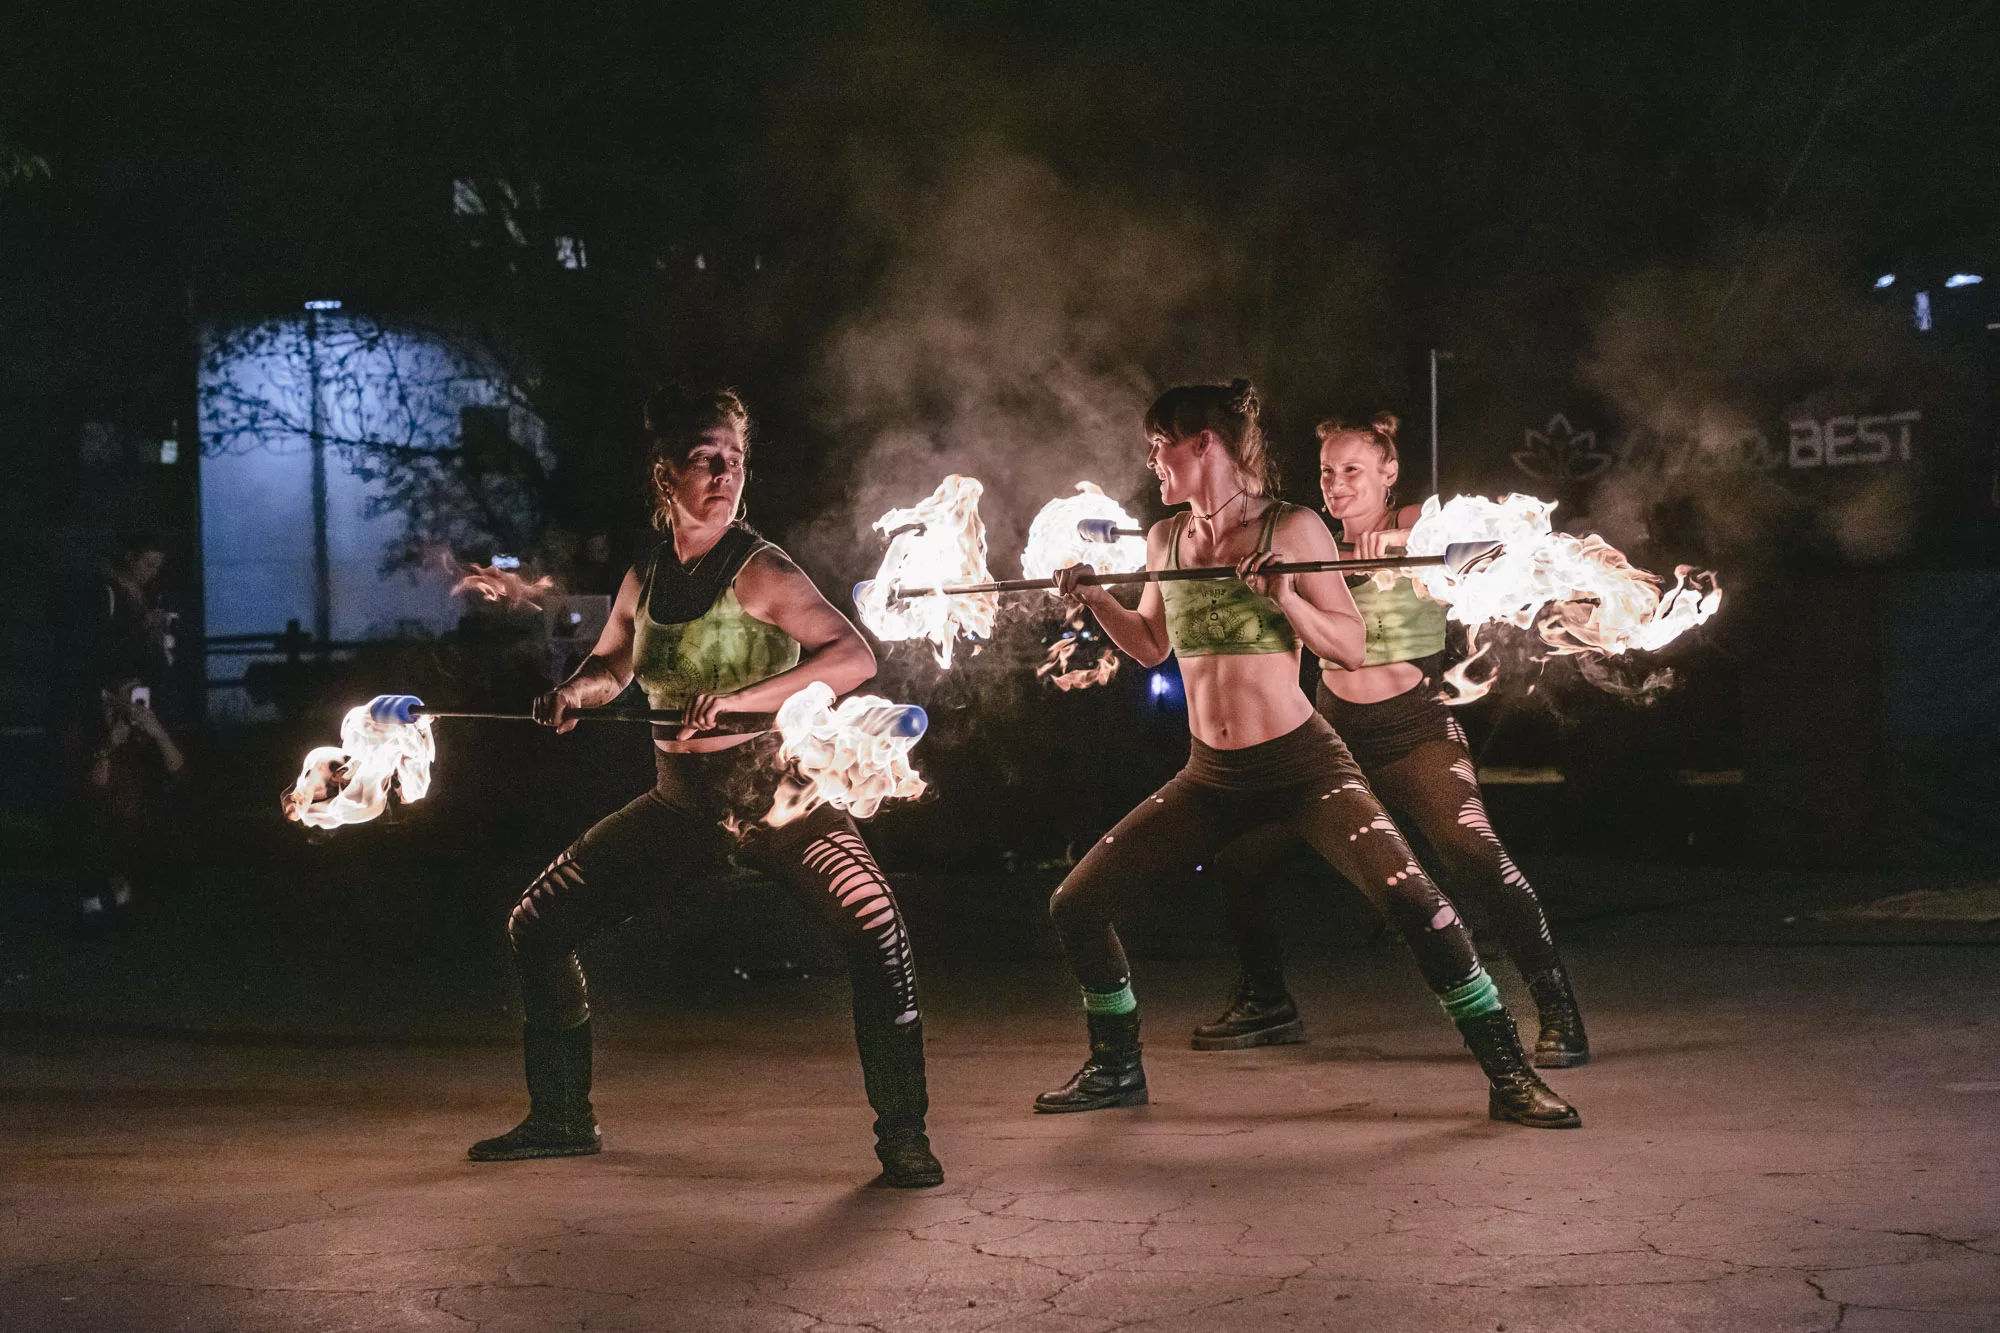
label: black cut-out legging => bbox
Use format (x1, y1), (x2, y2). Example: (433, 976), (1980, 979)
(1212, 683), (1561, 983)
(1050, 715), (1483, 998)
(507, 745), (919, 1035)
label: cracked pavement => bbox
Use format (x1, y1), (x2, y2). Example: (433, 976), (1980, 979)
(3, 945), (1997, 1332)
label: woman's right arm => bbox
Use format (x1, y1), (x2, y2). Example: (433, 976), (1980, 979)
(534, 568), (643, 733)
(1054, 521), (1172, 669)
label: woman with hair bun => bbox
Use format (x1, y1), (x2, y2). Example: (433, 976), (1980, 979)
(466, 385), (945, 1188)
(1038, 380), (1578, 1128)
(1192, 413), (1590, 1069)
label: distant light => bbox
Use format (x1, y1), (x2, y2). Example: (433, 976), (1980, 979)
(1194, 865), (1204, 873)
(1916, 291), (1933, 332)
(1946, 273), (1984, 288)
(492, 554), (521, 570)
(1149, 671), (1181, 702)
(158, 439), (179, 465)
(304, 299), (342, 310)
(695, 253), (707, 271)
(1874, 274), (1896, 289)
(555, 237), (587, 270)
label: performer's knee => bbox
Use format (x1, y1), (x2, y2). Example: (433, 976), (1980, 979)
(506, 851), (588, 958)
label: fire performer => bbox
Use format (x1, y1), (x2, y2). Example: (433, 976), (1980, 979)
(1040, 380), (1577, 1127)
(1193, 415), (1588, 1066)
(468, 387), (944, 1187)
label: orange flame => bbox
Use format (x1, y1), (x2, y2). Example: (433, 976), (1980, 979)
(282, 706), (435, 829)
(766, 683), (928, 827)
(450, 562), (555, 611)
(853, 476), (997, 667)
(1037, 612), (1122, 691)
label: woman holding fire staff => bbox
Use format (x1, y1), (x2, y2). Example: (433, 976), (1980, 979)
(1040, 379), (1578, 1127)
(468, 386), (945, 1187)
(1192, 414), (1589, 1065)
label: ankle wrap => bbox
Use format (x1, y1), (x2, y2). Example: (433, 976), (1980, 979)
(1438, 968), (1503, 1021)
(1081, 983), (1138, 1016)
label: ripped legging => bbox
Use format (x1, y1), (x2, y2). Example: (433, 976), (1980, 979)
(1050, 713), (1488, 1005)
(507, 743), (919, 1036)
(1212, 678), (1561, 984)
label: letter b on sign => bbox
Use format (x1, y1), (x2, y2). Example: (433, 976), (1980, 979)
(1788, 420), (1824, 468)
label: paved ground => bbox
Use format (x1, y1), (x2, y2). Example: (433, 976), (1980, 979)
(4, 943), (1998, 1333)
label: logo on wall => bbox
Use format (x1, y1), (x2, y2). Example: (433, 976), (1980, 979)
(1511, 410), (1922, 480)
(1512, 415), (1614, 482)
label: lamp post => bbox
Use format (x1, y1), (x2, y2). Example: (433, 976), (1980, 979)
(1428, 348), (1453, 500)
(304, 300), (340, 648)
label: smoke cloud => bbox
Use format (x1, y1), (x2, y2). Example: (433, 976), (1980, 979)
(1576, 230), (1912, 571)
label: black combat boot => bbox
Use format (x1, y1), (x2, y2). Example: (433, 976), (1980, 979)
(468, 1020), (602, 1161)
(856, 1015), (944, 1188)
(1034, 1010), (1148, 1113)
(1455, 1008), (1581, 1128)
(1524, 964), (1590, 1068)
(1191, 971), (1305, 1050)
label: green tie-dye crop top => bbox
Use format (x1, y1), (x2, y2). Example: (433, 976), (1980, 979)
(1160, 503), (1300, 658)
(630, 527), (801, 711)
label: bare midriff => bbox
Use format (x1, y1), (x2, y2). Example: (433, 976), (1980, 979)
(1183, 650), (1317, 750)
(1321, 658), (1425, 705)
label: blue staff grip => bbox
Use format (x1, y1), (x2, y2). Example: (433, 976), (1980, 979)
(1076, 518), (1123, 542)
(367, 694), (425, 725)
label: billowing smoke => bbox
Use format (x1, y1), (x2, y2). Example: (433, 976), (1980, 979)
(1576, 231), (1911, 571)
(806, 155), (1229, 559)
(794, 155), (1248, 694)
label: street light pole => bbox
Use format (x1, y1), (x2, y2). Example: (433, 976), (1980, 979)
(1428, 348), (1452, 500)
(303, 300), (341, 650)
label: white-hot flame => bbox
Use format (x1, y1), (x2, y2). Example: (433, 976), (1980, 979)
(766, 682), (928, 827)
(1021, 482), (1148, 583)
(853, 475), (998, 668)
(282, 706), (435, 829)
(1405, 494), (1723, 667)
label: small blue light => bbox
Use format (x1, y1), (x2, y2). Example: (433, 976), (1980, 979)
(1916, 291), (1933, 332)
(1946, 273), (1984, 288)
(303, 299), (342, 310)
(492, 554), (521, 570)
(1195, 865), (1204, 873)
(1874, 274), (1896, 289)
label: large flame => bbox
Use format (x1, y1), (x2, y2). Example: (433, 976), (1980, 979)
(1021, 483), (1145, 691)
(1020, 482), (1149, 582)
(853, 475), (998, 667)
(1406, 494), (1722, 649)
(282, 706), (435, 830)
(766, 683), (928, 828)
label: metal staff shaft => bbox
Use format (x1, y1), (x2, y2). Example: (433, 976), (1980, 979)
(890, 549), (1479, 601)
(413, 706), (777, 729)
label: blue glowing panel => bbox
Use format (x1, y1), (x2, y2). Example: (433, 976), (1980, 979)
(199, 316), (543, 709)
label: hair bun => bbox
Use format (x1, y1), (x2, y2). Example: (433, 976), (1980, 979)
(1371, 411), (1400, 443)
(1225, 377), (1260, 419)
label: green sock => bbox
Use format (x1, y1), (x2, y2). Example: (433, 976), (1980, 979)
(1081, 983), (1138, 1016)
(1438, 968), (1503, 1022)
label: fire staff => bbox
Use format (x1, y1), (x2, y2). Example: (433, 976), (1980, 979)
(1039, 380), (1578, 1128)
(468, 387), (944, 1188)
(1193, 414), (1588, 1066)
